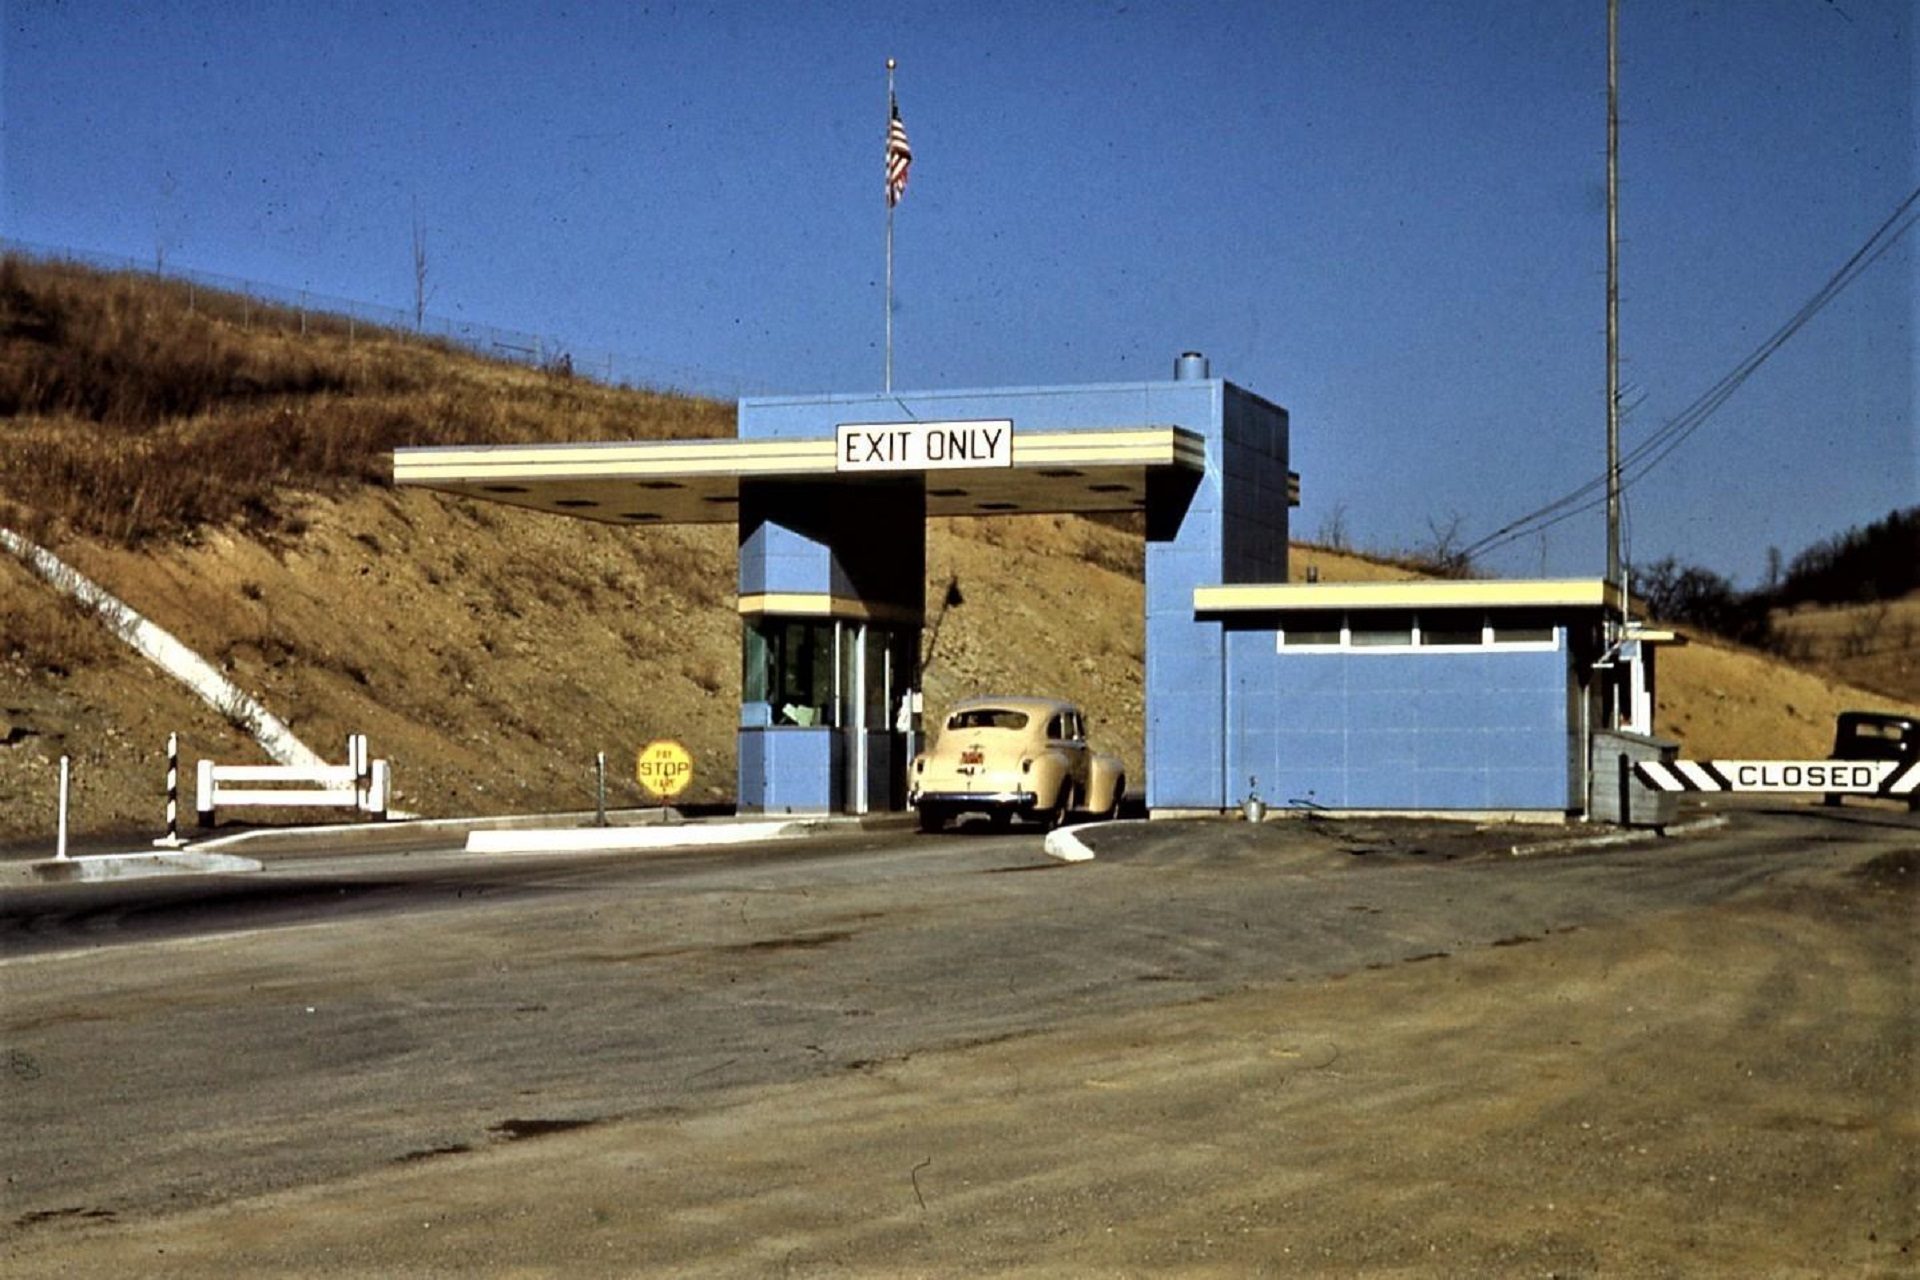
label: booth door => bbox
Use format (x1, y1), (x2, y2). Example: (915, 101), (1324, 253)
(837, 622), (919, 814)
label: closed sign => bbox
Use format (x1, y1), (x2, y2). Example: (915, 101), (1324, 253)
(1636, 758), (1910, 795)
(1724, 760), (1892, 791)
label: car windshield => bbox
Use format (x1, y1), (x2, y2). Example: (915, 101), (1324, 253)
(947, 708), (1030, 732)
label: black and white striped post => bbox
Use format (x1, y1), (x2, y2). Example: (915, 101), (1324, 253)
(153, 732), (188, 848)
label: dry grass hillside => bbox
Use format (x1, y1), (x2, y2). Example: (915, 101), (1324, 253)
(1655, 636), (1914, 759)
(0, 496), (1147, 843)
(2, 255), (1913, 844)
(1769, 592), (1920, 707)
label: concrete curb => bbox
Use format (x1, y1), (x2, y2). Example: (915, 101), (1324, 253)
(1, 810), (913, 886)
(179, 809), (912, 856)
(11, 851), (264, 885)
(1044, 814), (1733, 867)
(464, 821), (807, 855)
(1040, 827), (1097, 862)
(185, 809), (664, 853)
(1508, 815), (1729, 858)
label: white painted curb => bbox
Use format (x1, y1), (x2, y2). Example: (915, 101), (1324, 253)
(1041, 827), (1096, 862)
(464, 822), (804, 855)
(21, 851), (263, 883)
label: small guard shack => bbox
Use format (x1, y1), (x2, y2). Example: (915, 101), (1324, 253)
(394, 353), (1644, 821)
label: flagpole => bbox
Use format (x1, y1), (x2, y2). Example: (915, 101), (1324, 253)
(885, 57), (896, 393)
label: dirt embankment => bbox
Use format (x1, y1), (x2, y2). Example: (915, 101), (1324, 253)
(0, 500), (1149, 844)
(7, 515), (1916, 844)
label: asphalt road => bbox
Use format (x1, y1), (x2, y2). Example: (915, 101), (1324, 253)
(1, 831), (917, 958)
(2, 802), (1914, 1272)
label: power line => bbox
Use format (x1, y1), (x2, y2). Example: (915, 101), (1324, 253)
(1459, 184), (1920, 565)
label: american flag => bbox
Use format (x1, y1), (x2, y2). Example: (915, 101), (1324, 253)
(886, 95), (912, 207)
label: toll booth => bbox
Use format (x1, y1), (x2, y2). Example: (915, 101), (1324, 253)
(393, 353), (1638, 821)
(735, 478), (925, 814)
(729, 351), (1289, 814)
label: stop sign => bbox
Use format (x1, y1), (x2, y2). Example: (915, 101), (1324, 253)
(635, 739), (693, 799)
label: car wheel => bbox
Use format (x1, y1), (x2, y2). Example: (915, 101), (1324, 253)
(1101, 775), (1126, 822)
(916, 804), (944, 834)
(1045, 785), (1073, 830)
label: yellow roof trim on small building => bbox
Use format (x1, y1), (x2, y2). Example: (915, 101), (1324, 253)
(1193, 579), (1623, 614)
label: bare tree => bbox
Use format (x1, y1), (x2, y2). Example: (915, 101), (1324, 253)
(411, 200), (432, 331)
(1315, 502), (1350, 551)
(1411, 512), (1475, 579)
(153, 169), (179, 273)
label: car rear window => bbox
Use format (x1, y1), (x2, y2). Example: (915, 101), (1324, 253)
(1840, 717), (1914, 748)
(948, 709), (1029, 731)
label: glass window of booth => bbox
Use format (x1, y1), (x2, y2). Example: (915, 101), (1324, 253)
(1418, 614), (1486, 647)
(745, 618), (838, 727)
(1490, 612), (1557, 645)
(1349, 612), (1414, 647)
(1279, 612), (1343, 647)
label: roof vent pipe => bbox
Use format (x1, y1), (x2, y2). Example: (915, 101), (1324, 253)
(1175, 351), (1210, 381)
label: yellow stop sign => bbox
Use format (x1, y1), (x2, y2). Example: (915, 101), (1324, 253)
(636, 739), (694, 799)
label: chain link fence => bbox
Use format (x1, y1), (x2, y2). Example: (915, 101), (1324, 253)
(2, 238), (769, 400)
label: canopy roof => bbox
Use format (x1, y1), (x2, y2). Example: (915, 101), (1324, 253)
(392, 426), (1249, 525)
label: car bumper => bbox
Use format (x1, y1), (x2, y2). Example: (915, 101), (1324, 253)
(910, 789), (1039, 811)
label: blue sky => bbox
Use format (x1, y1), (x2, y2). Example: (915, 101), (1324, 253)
(3, 0), (1913, 585)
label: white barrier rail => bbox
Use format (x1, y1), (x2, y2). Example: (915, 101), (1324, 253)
(197, 734), (390, 826)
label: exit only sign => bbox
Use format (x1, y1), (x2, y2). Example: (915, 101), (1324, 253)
(835, 420), (1013, 473)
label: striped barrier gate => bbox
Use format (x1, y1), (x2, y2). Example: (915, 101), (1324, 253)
(1634, 758), (1920, 802)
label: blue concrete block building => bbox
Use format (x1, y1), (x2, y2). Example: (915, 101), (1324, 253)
(1202, 580), (1616, 813)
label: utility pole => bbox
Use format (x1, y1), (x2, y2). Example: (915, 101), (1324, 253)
(1605, 0), (1624, 654)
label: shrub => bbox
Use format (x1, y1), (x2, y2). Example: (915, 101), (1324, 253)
(1776, 507), (1920, 606)
(1631, 556), (1772, 648)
